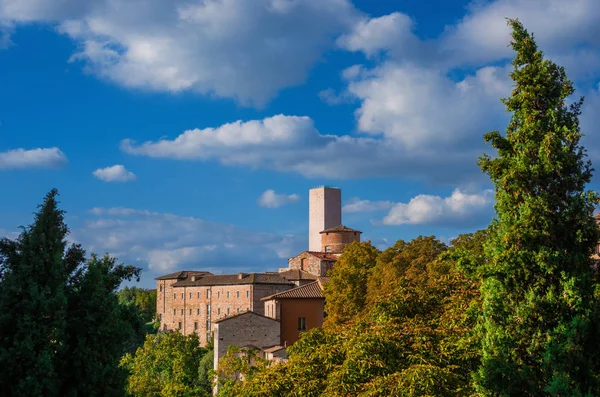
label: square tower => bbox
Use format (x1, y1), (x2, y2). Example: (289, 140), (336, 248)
(309, 187), (342, 252)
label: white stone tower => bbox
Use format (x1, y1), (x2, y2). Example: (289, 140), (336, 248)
(309, 186), (342, 252)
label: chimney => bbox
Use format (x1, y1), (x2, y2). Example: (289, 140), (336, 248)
(238, 273), (245, 280)
(191, 276), (196, 281)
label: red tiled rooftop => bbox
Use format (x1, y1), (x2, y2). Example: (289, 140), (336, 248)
(320, 225), (362, 234)
(261, 281), (324, 301)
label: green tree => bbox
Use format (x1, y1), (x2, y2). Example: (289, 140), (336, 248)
(476, 19), (600, 396)
(0, 189), (85, 397)
(117, 286), (158, 324)
(323, 241), (379, 328)
(121, 331), (211, 397)
(0, 190), (143, 397)
(59, 254), (142, 397)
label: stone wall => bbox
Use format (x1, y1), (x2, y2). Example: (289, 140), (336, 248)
(309, 187), (341, 252)
(321, 231), (360, 254)
(288, 251), (322, 276)
(213, 312), (280, 372)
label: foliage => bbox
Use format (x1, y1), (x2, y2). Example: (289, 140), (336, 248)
(323, 241), (379, 327)
(475, 19), (600, 396)
(117, 286), (158, 324)
(222, 234), (486, 396)
(0, 189), (142, 397)
(121, 331), (212, 397)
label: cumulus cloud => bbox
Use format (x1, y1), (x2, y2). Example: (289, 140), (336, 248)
(120, 113), (495, 184)
(71, 207), (305, 278)
(258, 190), (300, 208)
(382, 188), (494, 226)
(92, 164), (136, 182)
(343, 197), (393, 213)
(0, 147), (67, 169)
(441, 0), (600, 69)
(0, 0), (360, 106)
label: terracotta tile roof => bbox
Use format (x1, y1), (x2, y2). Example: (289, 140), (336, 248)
(261, 281), (324, 301)
(320, 225), (362, 234)
(277, 269), (318, 281)
(213, 310), (279, 324)
(172, 272), (294, 287)
(306, 251), (338, 261)
(155, 270), (212, 280)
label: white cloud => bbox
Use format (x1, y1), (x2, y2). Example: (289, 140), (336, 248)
(92, 164), (136, 182)
(0, 147), (67, 169)
(346, 63), (512, 149)
(1, 0), (360, 106)
(258, 189), (300, 208)
(120, 114), (490, 183)
(70, 207), (306, 277)
(382, 188), (494, 226)
(318, 88), (353, 105)
(343, 197), (393, 213)
(441, 0), (600, 70)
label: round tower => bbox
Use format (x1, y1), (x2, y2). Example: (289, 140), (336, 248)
(320, 225), (361, 254)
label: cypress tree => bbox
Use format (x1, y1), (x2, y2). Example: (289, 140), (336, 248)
(0, 189), (85, 396)
(476, 20), (600, 395)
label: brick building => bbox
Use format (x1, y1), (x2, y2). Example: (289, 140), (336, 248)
(156, 272), (294, 345)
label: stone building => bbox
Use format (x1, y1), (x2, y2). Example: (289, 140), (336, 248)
(156, 272), (293, 345)
(309, 186), (341, 252)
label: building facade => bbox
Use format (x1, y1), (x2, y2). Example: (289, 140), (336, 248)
(309, 186), (342, 252)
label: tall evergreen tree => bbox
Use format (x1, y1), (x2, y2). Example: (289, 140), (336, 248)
(0, 189), (85, 396)
(476, 20), (600, 396)
(0, 190), (143, 396)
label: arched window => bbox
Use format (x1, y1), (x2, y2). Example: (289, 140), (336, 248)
(301, 258), (308, 270)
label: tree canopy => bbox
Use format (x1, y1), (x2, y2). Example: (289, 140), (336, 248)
(475, 19), (600, 396)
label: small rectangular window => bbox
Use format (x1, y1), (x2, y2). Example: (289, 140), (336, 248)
(197, 308), (200, 315)
(218, 291), (221, 298)
(178, 322), (182, 330)
(237, 308), (240, 313)
(194, 322), (198, 331)
(207, 289), (210, 298)
(189, 309), (192, 315)
(236, 291), (240, 298)
(207, 304), (211, 315)
(298, 317), (307, 331)
(174, 293), (176, 300)
(227, 291), (230, 298)
(173, 309), (176, 315)
(246, 290), (249, 298)
(227, 308), (230, 315)
(198, 292), (200, 299)
(218, 308), (221, 315)
(181, 293), (184, 299)
(160, 285), (163, 292)
(181, 309), (184, 315)
(189, 292), (192, 299)
(159, 313), (162, 322)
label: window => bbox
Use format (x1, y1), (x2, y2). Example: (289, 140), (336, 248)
(159, 313), (162, 322)
(189, 309), (192, 315)
(197, 308), (200, 315)
(160, 285), (163, 292)
(194, 322), (198, 331)
(197, 292), (200, 299)
(207, 289), (210, 298)
(207, 304), (211, 316)
(174, 293), (177, 300)
(246, 291), (249, 298)
(237, 308), (240, 313)
(218, 308), (221, 315)
(301, 258), (307, 270)
(298, 317), (307, 331)
(206, 320), (210, 329)
(181, 293), (184, 299)
(236, 291), (240, 298)
(189, 292), (192, 299)
(173, 309), (176, 315)
(218, 291), (221, 298)
(227, 308), (230, 315)
(325, 246), (332, 253)
(227, 291), (230, 298)
(181, 309), (184, 315)
(178, 322), (182, 330)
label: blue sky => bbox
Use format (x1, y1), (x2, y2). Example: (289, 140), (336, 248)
(1, 0), (600, 287)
